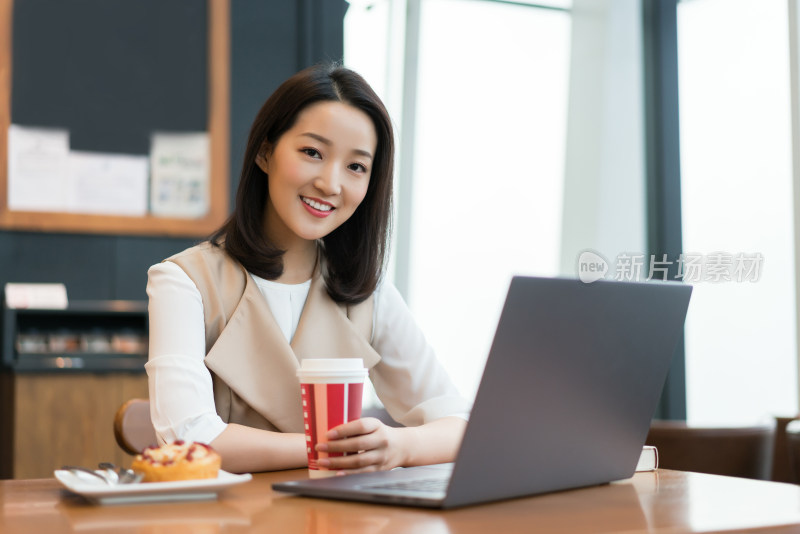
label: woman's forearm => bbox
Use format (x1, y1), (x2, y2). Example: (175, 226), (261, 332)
(210, 423), (307, 473)
(211, 416), (467, 473)
(399, 416), (468, 467)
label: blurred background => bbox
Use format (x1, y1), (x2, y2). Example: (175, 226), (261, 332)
(2, 0), (799, 480)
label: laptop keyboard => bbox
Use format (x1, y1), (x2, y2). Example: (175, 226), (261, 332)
(361, 477), (449, 493)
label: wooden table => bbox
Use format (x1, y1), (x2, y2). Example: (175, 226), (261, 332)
(3, 469), (800, 533)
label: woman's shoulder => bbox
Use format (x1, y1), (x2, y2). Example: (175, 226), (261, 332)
(374, 277), (405, 302)
(146, 259), (199, 299)
(372, 278), (411, 320)
(163, 241), (244, 273)
(148, 241), (234, 284)
(166, 241), (219, 262)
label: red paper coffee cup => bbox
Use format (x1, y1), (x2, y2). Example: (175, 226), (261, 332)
(297, 358), (368, 478)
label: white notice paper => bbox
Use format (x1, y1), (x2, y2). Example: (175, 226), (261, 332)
(8, 124), (149, 216)
(150, 132), (210, 218)
(68, 151), (149, 216)
(4, 283), (68, 309)
(7, 124), (70, 211)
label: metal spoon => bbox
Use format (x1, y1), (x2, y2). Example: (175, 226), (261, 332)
(61, 465), (113, 485)
(98, 462), (143, 484)
(97, 462), (120, 484)
(118, 469), (144, 484)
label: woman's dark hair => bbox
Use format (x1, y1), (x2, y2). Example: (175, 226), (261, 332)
(210, 64), (394, 304)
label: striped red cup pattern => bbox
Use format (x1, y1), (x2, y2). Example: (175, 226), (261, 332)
(301, 382), (364, 471)
(297, 358), (367, 477)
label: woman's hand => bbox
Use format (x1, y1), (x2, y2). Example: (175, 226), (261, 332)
(315, 417), (408, 474)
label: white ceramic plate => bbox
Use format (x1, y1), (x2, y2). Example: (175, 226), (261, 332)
(54, 469), (252, 505)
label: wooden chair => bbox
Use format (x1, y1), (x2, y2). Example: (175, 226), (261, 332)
(772, 416), (799, 482)
(113, 398), (158, 455)
(645, 420), (775, 480)
(782, 419), (800, 484)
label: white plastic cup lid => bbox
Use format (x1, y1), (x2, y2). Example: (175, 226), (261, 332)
(297, 358), (367, 383)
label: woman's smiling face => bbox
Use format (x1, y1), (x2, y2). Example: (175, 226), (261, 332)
(256, 100), (377, 248)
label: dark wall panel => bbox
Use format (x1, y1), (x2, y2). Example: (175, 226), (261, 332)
(314, 0), (349, 66)
(113, 236), (199, 300)
(229, 0), (347, 207)
(0, 232), (115, 299)
(230, 0), (299, 206)
(12, 0), (207, 155)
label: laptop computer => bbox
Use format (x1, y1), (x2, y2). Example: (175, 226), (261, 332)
(273, 275), (692, 508)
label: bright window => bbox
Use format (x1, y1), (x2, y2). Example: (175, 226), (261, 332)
(346, 0), (571, 400)
(677, 0), (797, 424)
(407, 0), (571, 398)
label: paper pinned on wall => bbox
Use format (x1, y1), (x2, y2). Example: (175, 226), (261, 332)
(8, 124), (149, 216)
(149, 132), (210, 218)
(68, 151), (149, 216)
(7, 124), (70, 212)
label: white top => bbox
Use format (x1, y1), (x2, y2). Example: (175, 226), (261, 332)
(145, 260), (469, 444)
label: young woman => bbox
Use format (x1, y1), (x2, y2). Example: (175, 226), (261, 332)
(146, 64), (470, 474)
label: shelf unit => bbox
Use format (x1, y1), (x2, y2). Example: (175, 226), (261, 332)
(2, 300), (148, 373)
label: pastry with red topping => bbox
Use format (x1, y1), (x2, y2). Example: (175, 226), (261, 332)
(130, 440), (221, 482)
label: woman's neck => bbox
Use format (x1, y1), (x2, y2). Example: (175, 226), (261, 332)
(262, 199), (318, 283)
(278, 243), (318, 284)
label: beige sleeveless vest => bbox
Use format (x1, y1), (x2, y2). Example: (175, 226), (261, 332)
(167, 242), (381, 433)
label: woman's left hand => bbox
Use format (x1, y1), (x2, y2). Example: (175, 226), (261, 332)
(315, 417), (408, 474)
